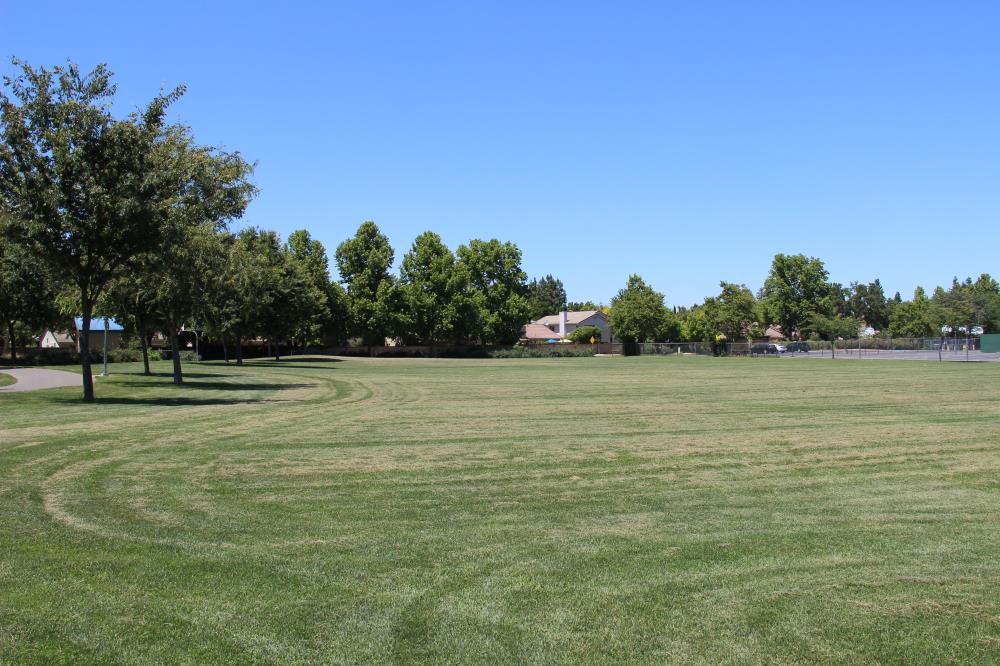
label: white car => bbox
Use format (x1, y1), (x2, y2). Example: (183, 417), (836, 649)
(774, 344), (787, 354)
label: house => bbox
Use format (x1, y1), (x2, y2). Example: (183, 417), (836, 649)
(530, 310), (611, 341)
(40, 330), (76, 349)
(522, 323), (563, 342)
(72, 318), (125, 352)
(764, 325), (785, 341)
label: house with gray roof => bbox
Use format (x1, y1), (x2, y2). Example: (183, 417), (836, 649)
(529, 310), (611, 341)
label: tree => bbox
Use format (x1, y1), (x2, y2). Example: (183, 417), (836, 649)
(567, 300), (604, 312)
(0, 220), (61, 362)
(680, 306), (713, 342)
(226, 228), (283, 364)
(805, 312), (861, 340)
(609, 275), (666, 347)
(143, 127), (255, 383)
(456, 239), (531, 345)
(101, 270), (159, 375)
(888, 287), (936, 338)
(526, 275), (567, 321)
(566, 325), (602, 343)
(703, 282), (762, 343)
(400, 231), (481, 344)
(336, 221), (402, 347)
(657, 309), (682, 341)
(847, 279), (889, 331)
(259, 243), (325, 360)
(286, 230), (334, 350)
(0, 60), (181, 400)
(761, 254), (830, 339)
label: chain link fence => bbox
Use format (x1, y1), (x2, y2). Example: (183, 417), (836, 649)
(609, 338), (999, 362)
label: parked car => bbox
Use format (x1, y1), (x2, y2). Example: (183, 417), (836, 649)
(774, 343), (787, 353)
(751, 343), (780, 355)
(786, 341), (810, 353)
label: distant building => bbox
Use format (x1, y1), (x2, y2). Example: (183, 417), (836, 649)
(72, 318), (125, 352)
(526, 310), (611, 341)
(40, 330), (76, 349)
(522, 323), (563, 341)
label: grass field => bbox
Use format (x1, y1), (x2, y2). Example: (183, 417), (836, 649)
(0, 371), (16, 387)
(1, 355), (999, 663)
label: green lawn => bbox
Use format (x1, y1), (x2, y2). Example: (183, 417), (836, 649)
(0, 371), (15, 387)
(1, 356), (999, 663)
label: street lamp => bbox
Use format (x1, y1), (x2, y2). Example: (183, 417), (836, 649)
(939, 325), (952, 361)
(98, 317), (110, 376)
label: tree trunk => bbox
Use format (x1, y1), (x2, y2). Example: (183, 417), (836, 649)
(223, 336), (229, 363)
(7, 322), (16, 364)
(236, 337), (243, 365)
(140, 333), (150, 375)
(274, 339), (280, 361)
(168, 324), (183, 384)
(80, 299), (95, 402)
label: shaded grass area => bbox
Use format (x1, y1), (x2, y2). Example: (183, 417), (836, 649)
(0, 372), (15, 387)
(1, 356), (999, 663)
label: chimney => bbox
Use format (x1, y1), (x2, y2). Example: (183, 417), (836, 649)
(559, 310), (567, 337)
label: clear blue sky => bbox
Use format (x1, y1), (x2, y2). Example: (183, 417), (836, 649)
(5, 1), (998, 306)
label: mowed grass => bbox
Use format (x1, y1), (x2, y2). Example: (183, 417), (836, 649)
(1, 355), (999, 664)
(0, 371), (16, 387)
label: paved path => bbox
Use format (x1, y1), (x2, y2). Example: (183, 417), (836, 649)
(0, 367), (81, 393)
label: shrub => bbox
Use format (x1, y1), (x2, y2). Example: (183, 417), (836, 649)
(489, 346), (595, 358)
(566, 326), (602, 343)
(108, 348), (143, 363)
(159, 350), (199, 362)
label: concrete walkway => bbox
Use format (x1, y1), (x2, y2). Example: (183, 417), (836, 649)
(0, 367), (81, 393)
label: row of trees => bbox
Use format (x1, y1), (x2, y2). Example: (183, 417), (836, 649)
(603, 254), (1000, 345)
(3, 61), (998, 400)
(0, 60), (573, 400)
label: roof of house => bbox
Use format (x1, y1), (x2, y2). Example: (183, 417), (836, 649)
(522, 323), (563, 340)
(534, 310), (607, 326)
(74, 317), (125, 332)
(764, 325), (784, 339)
(45, 330), (75, 344)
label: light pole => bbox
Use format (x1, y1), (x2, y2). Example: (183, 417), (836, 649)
(100, 317), (110, 376)
(940, 325), (951, 361)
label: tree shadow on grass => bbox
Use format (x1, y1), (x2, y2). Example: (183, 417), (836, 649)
(115, 380), (314, 392)
(243, 357), (343, 369)
(89, 395), (267, 406)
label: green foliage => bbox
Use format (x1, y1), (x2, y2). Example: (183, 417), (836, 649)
(804, 312), (861, 341)
(680, 306), (713, 342)
(566, 301), (604, 311)
(609, 274), (666, 343)
(336, 221), (403, 346)
(158, 349), (198, 362)
(400, 231), (482, 344)
(761, 254), (830, 338)
(526, 275), (567, 321)
(456, 238), (531, 345)
(847, 279), (890, 330)
(930, 274), (1000, 332)
(285, 229), (337, 347)
(888, 287), (937, 337)
(702, 282), (762, 342)
(566, 325), (602, 343)
(0, 219), (62, 361)
(0, 60), (183, 399)
(108, 347), (144, 363)
(490, 346), (595, 358)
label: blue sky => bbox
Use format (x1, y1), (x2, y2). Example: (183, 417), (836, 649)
(5, 1), (998, 306)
